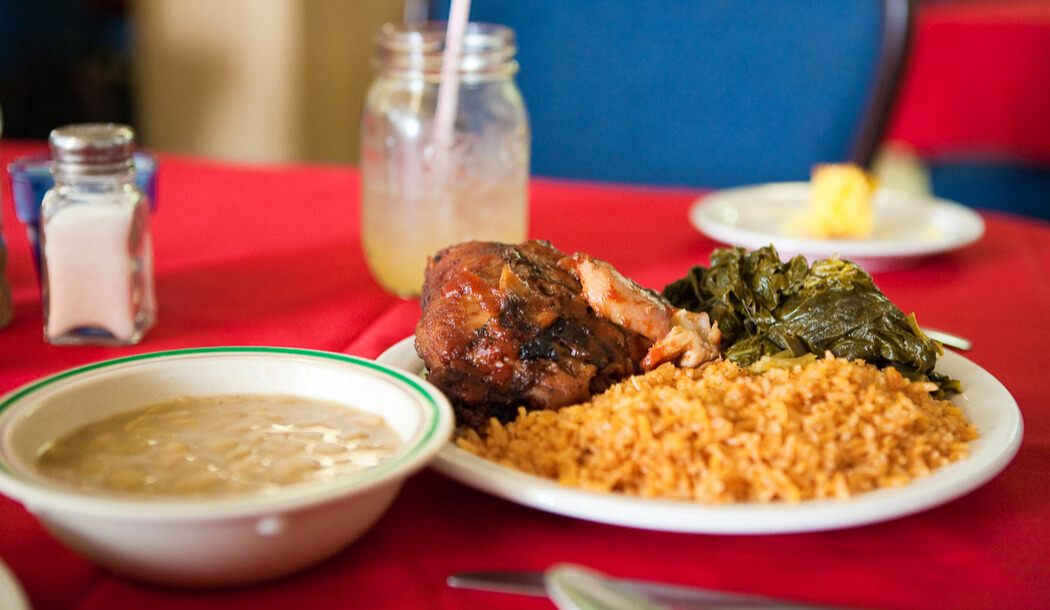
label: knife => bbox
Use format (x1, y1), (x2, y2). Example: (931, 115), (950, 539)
(448, 567), (840, 609)
(920, 327), (972, 351)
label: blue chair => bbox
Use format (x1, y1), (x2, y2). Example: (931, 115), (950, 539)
(929, 157), (1050, 222)
(424, 0), (911, 188)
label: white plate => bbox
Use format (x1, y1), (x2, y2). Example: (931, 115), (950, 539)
(0, 558), (29, 610)
(378, 337), (1023, 534)
(689, 183), (985, 270)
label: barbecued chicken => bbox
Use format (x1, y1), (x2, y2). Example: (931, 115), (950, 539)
(415, 241), (720, 427)
(561, 253), (721, 370)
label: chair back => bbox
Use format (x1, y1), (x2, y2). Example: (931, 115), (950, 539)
(425, 0), (912, 188)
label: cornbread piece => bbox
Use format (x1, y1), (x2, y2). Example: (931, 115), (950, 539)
(807, 163), (877, 238)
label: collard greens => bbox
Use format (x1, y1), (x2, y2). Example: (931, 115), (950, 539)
(663, 245), (959, 395)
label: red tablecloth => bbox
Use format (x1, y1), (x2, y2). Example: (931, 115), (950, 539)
(1, 141), (1048, 610)
(888, 0), (1050, 163)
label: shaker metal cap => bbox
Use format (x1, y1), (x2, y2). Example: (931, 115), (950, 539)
(49, 123), (136, 176)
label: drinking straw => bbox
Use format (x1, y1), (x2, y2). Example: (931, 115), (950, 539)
(430, 0), (471, 172)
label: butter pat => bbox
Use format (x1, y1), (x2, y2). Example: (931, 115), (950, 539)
(806, 164), (877, 238)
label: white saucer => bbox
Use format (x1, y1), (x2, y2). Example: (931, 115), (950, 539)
(0, 558), (29, 610)
(690, 183), (985, 270)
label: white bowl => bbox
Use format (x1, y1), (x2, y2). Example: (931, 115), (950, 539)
(0, 347), (454, 587)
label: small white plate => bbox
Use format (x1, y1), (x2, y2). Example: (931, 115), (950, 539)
(0, 558), (29, 610)
(379, 337), (1022, 534)
(689, 183), (985, 270)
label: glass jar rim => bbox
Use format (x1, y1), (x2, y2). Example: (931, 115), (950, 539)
(374, 21), (518, 79)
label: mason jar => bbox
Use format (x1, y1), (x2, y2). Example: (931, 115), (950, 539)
(360, 22), (530, 297)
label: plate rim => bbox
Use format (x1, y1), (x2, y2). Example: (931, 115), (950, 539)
(0, 558), (29, 610)
(689, 182), (986, 262)
(377, 336), (1023, 534)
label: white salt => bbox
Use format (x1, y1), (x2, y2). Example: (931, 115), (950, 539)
(43, 200), (137, 341)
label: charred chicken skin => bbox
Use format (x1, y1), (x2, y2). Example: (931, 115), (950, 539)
(415, 241), (720, 427)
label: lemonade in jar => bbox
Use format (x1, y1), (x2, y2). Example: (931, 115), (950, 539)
(360, 22), (530, 297)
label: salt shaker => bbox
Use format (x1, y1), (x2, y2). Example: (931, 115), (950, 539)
(40, 124), (156, 345)
(360, 22), (530, 297)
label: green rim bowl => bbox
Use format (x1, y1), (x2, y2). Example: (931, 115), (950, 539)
(0, 347), (454, 587)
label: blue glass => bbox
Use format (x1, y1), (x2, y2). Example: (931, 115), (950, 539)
(7, 152), (157, 276)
